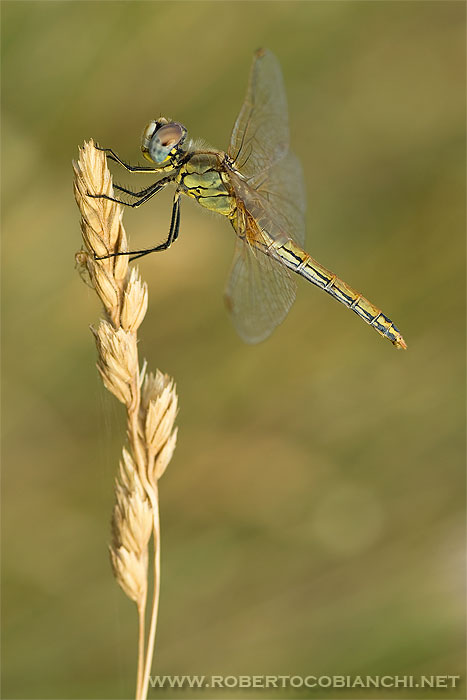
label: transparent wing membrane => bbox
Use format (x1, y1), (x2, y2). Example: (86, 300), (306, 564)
(225, 49), (307, 342)
(228, 49), (290, 179)
(249, 151), (306, 248)
(224, 231), (297, 344)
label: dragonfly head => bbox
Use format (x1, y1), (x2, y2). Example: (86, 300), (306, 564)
(141, 118), (187, 168)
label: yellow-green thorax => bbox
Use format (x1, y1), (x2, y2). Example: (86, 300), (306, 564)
(177, 153), (235, 217)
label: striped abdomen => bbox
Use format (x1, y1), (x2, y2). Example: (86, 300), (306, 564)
(274, 238), (407, 349)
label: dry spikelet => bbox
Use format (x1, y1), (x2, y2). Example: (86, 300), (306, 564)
(93, 265), (122, 313)
(92, 322), (137, 405)
(113, 449), (153, 556)
(140, 371), (178, 484)
(110, 450), (152, 604)
(110, 547), (148, 605)
(121, 268), (149, 332)
(141, 369), (173, 409)
(152, 428), (178, 482)
(144, 384), (178, 451)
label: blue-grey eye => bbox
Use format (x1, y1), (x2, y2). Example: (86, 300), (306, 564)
(142, 121), (186, 164)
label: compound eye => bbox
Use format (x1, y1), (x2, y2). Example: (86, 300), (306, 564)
(156, 123), (184, 150)
(148, 122), (186, 164)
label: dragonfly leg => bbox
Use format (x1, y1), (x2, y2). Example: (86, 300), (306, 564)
(129, 192), (181, 261)
(94, 191), (181, 261)
(94, 145), (159, 173)
(170, 192), (181, 243)
(113, 182), (166, 198)
(88, 176), (172, 209)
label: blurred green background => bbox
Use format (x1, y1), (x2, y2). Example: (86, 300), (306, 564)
(2, 1), (465, 698)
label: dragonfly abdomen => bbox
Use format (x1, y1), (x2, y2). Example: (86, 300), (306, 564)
(274, 239), (407, 349)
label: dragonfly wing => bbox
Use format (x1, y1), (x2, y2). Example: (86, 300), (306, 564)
(250, 150), (306, 248)
(224, 49), (306, 343)
(224, 228), (297, 344)
(228, 47), (306, 248)
(228, 49), (289, 179)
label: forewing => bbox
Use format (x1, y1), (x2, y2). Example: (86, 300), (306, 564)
(224, 231), (297, 345)
(228, 49), (289, 179)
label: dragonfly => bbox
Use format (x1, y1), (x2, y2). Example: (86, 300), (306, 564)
(92, 48), (407, 349)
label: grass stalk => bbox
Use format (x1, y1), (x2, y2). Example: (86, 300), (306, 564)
(141, 496), (161, 700)
(136, 599), (147, 698)
(73, 141), (178, 700)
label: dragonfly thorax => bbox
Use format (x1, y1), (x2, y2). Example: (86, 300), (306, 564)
(141, 118), (188, 168)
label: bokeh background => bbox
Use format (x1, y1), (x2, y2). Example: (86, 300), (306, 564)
(2, 2), (465, 699)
